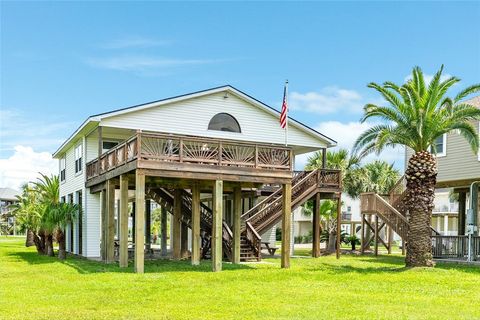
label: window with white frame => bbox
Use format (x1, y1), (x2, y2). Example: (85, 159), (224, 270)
(74, 144), (83, 174)
(60, 156), (66, 181)
(432, 134), (447, 157)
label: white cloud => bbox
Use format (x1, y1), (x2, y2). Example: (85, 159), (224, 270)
(0, 146), (57, 190)
(289, 86), (366, 114)
(404, 73), (453, 84)
(102, 36), (170, 49)
(295, 121), (405, 171)
(0, 109), (72, 155)
(86, 55), (215, 72)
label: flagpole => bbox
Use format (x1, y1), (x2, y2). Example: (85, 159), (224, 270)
(285, 79), (289, 147)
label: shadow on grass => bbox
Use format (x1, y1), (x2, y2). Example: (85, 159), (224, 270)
(7, 251), (254, 274)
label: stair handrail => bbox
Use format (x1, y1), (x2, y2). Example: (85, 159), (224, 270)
(371, 193), (408, 224)
(245, 221), (261, 256)
(245, 170), (318, 226)
(241, 170), (310, 220)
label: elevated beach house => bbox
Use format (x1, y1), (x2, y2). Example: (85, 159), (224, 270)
(53, 86), (342, 272)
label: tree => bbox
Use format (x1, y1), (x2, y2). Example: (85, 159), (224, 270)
(354, 65), (480, 267)
(45, 202), (79, 259)
(12, 173), (80, 259)
(304, 199), (339, 253)
(34, 174), (60, 257)
(362, 160), (400, 194)
(11, 184), (46, 253)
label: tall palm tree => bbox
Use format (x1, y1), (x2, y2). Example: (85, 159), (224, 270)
(354, 65), (480, 267)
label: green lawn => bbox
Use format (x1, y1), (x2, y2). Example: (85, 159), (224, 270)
(1, 237), (479, 319)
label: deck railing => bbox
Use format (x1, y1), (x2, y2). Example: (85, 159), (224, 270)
(432, 235), (468, 259)
(86, 132), (293, 180)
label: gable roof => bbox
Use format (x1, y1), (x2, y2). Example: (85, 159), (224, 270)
(53, 85), (337, 158)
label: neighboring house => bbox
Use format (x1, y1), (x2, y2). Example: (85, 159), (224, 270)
(406, 96), (480, 236)
(52, 85), (339, 266)
(431, 189), (459, 236)
(0, 188), (19, 235)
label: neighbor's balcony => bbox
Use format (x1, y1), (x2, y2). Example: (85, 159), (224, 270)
(86, 131), (294, 183)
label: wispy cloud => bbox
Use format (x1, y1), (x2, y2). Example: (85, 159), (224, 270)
(289, 86), (368, 115)
(102, 36), (170, 49)
(86, 54), (216, 73)
(0, 109), (74, 156)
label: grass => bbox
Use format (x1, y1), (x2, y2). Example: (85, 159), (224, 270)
(1, 237), (479, 319)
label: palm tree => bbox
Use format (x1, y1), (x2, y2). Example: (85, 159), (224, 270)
(34, 174), (60, 257)
(11, 184), (45, 253)
(354, 65), (480, 267)
(362, 160), (400, 194)
(45, 202), (79, 259)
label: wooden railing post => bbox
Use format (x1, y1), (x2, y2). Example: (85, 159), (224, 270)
(254, 145), (258, 168)
(179, 138), (184, 163)
(136, 130), (142, 159)
(218, 142), (223, 165)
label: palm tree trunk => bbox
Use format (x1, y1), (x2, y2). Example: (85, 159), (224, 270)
(327, 232), (336, 252)
(45, 233), (55, 257)
(25, 229), (35, 247)
(57, 229), (66, 260)
(32, 231), (45, 254)
(404, 151), (436, 267)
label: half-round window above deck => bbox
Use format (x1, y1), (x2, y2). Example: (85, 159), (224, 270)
(208, 113), (241, 133)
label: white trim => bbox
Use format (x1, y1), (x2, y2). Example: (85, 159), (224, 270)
(478, 121), (480, 161)
(437, 133), (447, 157)
(430, 133), (447, 158)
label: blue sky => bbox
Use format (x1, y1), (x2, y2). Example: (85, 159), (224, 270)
(1, 1), (479, 188)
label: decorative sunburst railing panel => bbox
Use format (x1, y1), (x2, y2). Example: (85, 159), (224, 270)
(182, 140), (219, 164)
(141, 135), (180, 162)
(221, 144), (255, 167)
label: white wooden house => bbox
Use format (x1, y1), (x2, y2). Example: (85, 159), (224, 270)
(53, 85), (342, 272)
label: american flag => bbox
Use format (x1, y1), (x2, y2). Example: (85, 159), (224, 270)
(280, 83), (288, 129)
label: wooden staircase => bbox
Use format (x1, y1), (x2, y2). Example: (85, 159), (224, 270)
(148, 188), (234, 261)
(147, 169), (341, 262)
(360, 176), (440, 245)
(241, 169), (342, 260)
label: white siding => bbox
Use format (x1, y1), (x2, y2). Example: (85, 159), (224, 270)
(100, 92), (328, 150)
(59, 134), (102, 258)
(84, 133), (101, 258)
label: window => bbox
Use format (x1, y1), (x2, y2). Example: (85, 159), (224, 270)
(60, 156), (66, 182)
(102, 141), (118, 152)
(74, 144), (83, 173)
(60, 196), (65, 203)
(208, 113), (241, 133)
(432, 134), (447, 157)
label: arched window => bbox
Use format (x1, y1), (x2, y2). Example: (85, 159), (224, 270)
(208, 113), (241, 133)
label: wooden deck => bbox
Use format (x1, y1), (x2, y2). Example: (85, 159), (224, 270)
(86, 131), (295, 187)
